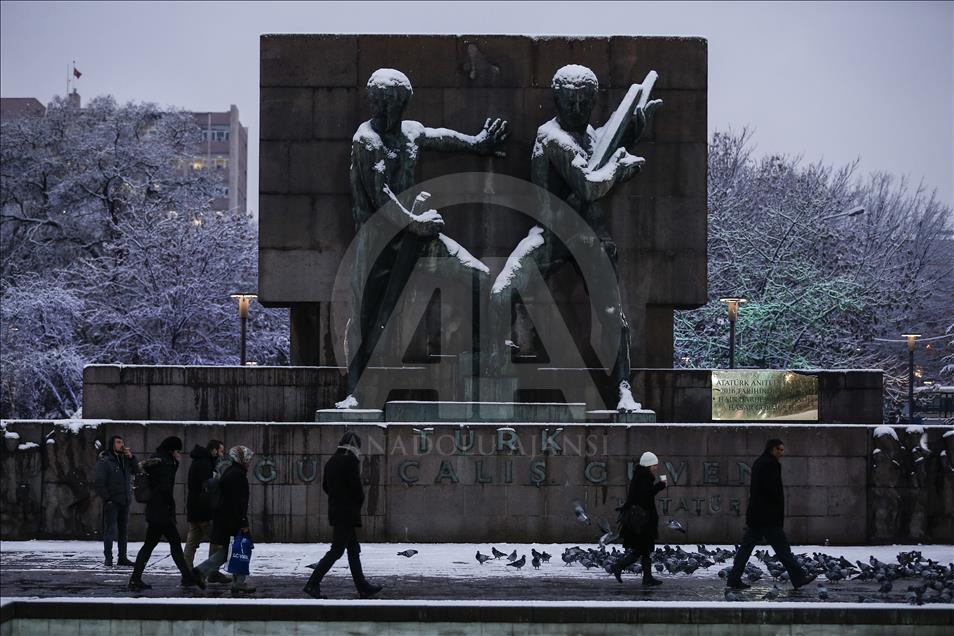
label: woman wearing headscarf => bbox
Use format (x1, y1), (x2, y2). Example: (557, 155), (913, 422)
(193, 445), (256, 595)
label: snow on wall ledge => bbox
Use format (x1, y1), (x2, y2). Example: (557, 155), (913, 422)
(1, 418), (951, 544)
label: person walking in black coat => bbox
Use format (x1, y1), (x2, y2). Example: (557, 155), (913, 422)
(611, 451), (667, 586)
(94, 435), (139, 567)
(183, 439), (230, 584)
(193, 445), (256, 594)
(303, 432), (382, 599)
(128, 436), (203, 591)
(726, 438), (817, 590)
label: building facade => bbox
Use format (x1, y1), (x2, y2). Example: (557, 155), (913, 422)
(190, 105), (249, 214)
(0, 97), (46, 120)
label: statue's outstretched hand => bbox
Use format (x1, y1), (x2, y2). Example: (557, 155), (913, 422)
(611, 147), (644, 182)
(476, 117), (510, 157)
(409, 208), (444, 237)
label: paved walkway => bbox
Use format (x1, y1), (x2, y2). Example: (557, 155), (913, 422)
(1, 541), (951, 604)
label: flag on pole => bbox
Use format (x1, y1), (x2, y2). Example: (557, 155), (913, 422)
(73, 67), (82, 79)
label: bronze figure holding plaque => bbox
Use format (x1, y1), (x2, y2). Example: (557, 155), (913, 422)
(490, 65), (662, 412)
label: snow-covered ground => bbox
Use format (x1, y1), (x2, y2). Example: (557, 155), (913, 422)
(2, 540), (951, 579)
(2, 541), (952, 609)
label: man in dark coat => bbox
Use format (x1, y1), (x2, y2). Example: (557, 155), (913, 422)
(94, 435), (139, 567)
(128, 436), (203, 591)
(183, 439), (230, 583)
(727, 438), (817, 590)
(194, 445), (255, 594)
(611, 451), (667, 586)
(303, 432), (382, 599)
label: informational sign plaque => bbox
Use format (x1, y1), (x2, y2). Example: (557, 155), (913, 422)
(711, 370), (819, 421)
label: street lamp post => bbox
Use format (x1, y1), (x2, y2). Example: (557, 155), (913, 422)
(719, 297), (747, 369)
(230, 293), (257, 365)
(901, 333), (921, 422)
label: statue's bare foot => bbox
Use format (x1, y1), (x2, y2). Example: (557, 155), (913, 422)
(335, 394), (359, 410)
(616, 381), (642, 413)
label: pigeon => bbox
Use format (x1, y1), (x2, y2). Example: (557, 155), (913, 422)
(817, 584), (829, 600)
(531, 548), (543, 560)
(599, 529), (619, 546)
(507, 550), (518, 562)
(540, 551), (552, 563)
(666, 519), (687, 534)
(397, 549), (418, 558)
(476, 551), (492, 565)
(491, 547), (507, 559)
(507, 555), (526, 570)
(573, 500), (591, 525)
(597, 518), (611, 534)
(724, 589), (743, 602)
(762, 585), (781, 601)
(532, 555), (541, 569)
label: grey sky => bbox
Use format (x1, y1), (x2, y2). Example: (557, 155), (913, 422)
(2, 1), (952, 213)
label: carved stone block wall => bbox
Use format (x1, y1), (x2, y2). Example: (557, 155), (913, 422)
(5, 420), (949, 544)
(259, 35), (708, 370)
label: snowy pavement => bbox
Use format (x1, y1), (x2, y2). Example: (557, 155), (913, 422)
(1, 541), (952, 605)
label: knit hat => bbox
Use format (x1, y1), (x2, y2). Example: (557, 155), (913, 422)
(337, 431), (361, 456)
(157, 436), (183, 452)
(639, 451), (659, 467)
(228, 445), (254, 467)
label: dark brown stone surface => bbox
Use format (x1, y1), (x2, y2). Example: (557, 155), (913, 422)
(4, 417), (950, 543)
(258, 34), (709, 369)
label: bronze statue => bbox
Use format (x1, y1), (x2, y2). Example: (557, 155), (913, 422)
(338, 69), (509, 408)
(490, 65), (661, 411)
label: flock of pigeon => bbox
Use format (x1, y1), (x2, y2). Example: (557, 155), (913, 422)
(716, 548), (954, 605)
(385, 497), (953, 605)
(392, 543), (954, 605)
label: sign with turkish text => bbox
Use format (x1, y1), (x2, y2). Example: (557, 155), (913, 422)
(712, 370), (819, 421)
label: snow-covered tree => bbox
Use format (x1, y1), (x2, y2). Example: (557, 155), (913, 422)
(1, 95), (287, 419)
(675, 129), (953, 416)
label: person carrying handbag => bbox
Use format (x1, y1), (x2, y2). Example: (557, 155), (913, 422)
(192, 445), (256, 595)
(611, 451), (668, 586)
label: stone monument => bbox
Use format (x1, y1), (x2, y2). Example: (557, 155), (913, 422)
(258, 35), (710, 413)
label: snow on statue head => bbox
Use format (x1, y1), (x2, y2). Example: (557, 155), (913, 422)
(551, 65), (598, 133)
(367, 68), (413, 133)
(367, 68), (413, 94)
(551, 64), (599, 91)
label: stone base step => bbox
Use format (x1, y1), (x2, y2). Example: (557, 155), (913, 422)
(314, 408), (383, 423)
(384, 400), (587, 422)
(586, 409), (657, 423)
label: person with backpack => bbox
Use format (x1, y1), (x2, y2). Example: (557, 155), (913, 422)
(610, 451), (667, 587)
(128, 436), (203, 591)
(193, 445), (256, 595)
(94, 435), (139, 567)
(303, 432), (383, 599)
(183, 439), (230, 584)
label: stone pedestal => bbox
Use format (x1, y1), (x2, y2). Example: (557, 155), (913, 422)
(383, 400), (586, 423)
(586, 409), (657, 423)
(315, 408), (383, 422)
